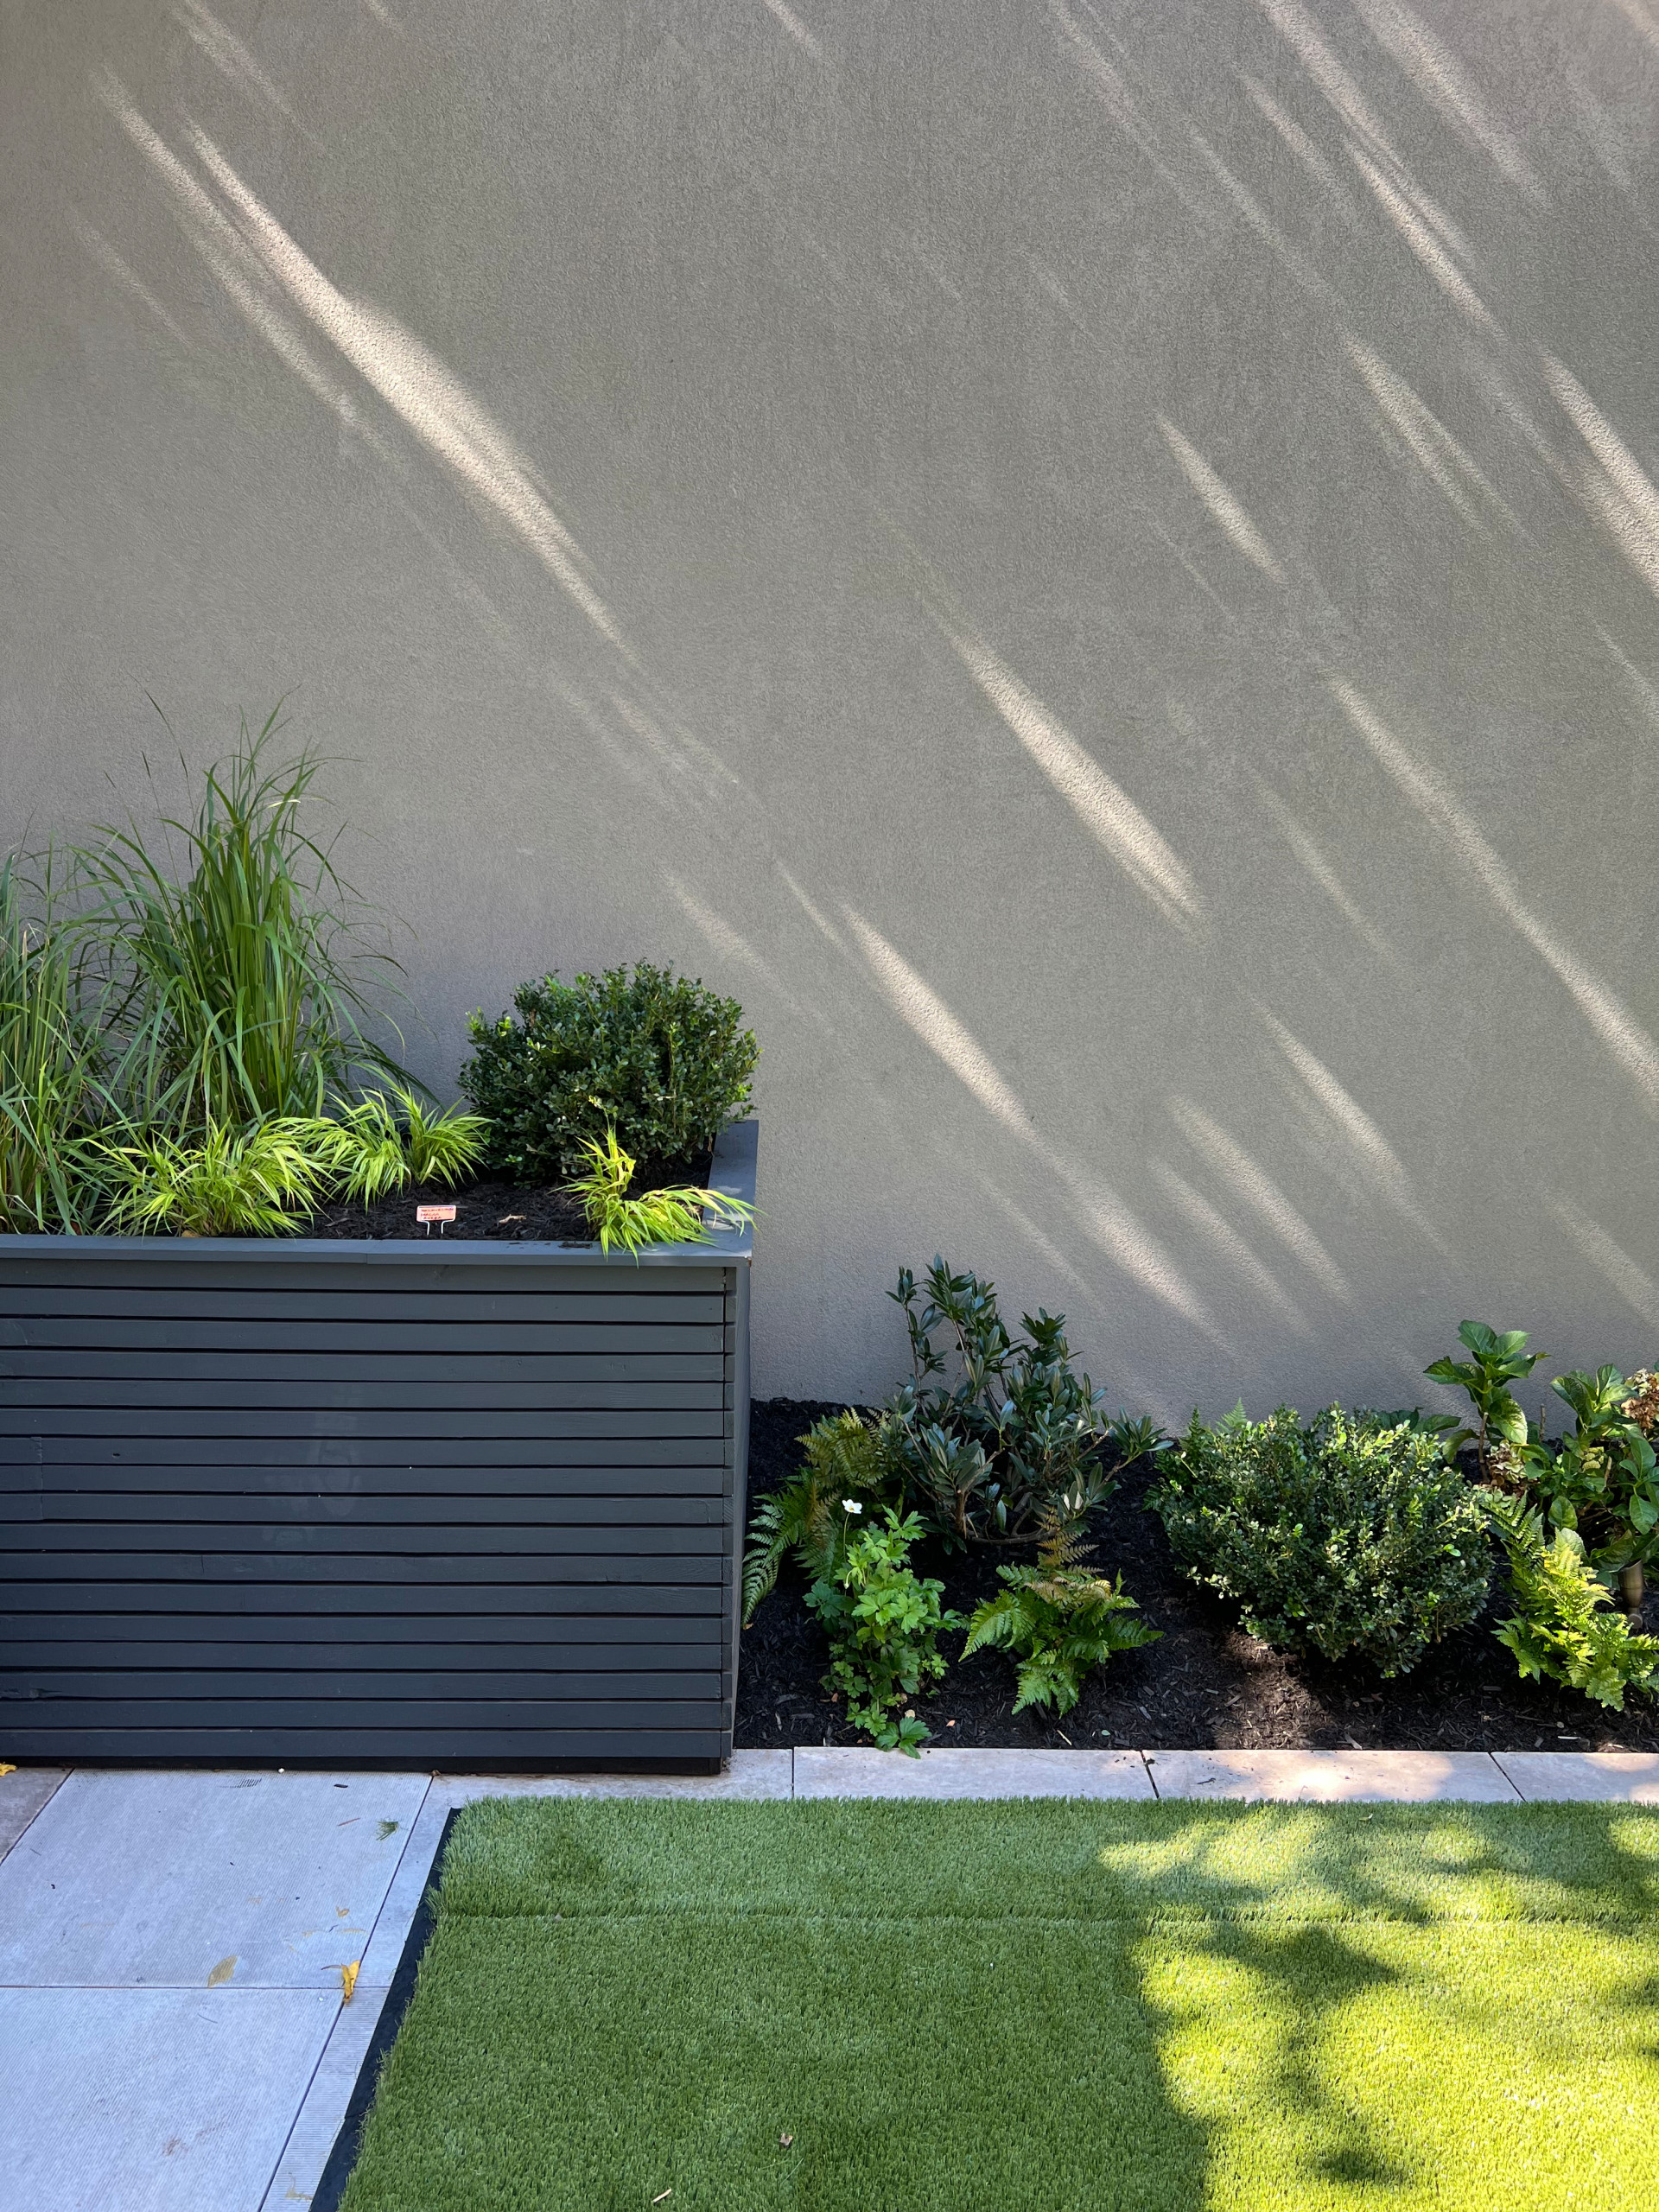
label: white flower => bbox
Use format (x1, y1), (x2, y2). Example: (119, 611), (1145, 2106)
(842, 1499), (863, 1515)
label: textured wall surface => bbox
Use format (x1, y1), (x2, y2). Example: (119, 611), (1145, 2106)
(3, 0), (1657, 1419)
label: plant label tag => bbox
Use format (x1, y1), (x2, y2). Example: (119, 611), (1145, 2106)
(416, 1205), (457, 1235)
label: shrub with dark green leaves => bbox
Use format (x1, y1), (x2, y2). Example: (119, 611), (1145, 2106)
(1150, 1405), (1491, 1676)
(461, 963), (758, 1183)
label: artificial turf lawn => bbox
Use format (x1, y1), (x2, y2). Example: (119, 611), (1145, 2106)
(339, 1797), (1659, 2211)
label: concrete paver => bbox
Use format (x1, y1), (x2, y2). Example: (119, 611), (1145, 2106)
(0, 1768), (428, 1988)
(793, 1746), (1156, 1799)
(0, 1764), (67, 1861)
(257, 1981), (397, 2212)
(1147, 1750), (1522, 1802)
(0, 1986), (338, 2212)
(1492, 1751), (1659, 1801)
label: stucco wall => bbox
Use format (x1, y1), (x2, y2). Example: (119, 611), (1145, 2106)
(3, 0), (1657, 1421)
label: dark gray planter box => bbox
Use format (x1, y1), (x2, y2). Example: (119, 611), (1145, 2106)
(0, 1122), (756, 1772)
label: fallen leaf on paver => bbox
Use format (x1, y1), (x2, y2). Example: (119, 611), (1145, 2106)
(0, 1762), (16, 1777)
(340, 1961), (360, 2001)
(207, 1955), (237, 1987)
(377, 1820), (400, 1840)
(337, 1906), (352, 1917)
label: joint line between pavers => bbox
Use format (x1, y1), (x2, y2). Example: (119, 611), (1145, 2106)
(254, 1776), (433, 2212)
(0, 1764), (73, 1865)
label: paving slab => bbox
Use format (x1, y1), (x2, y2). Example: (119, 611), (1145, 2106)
(257, 1980), (395, 2212)
(1492, 1751), (1659, 1802)
(0, 1985), (338, 2212)
(0, 1764), (67, 1861)
(792, 1747), (1156, 1799)
(0, 1769), (428, 1988)
(1147, 1749), (1522, 1802)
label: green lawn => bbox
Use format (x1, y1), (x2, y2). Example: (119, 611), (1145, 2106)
(340, 1797), (1659, 2211)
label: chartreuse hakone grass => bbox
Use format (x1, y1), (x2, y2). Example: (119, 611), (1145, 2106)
(340, 1800), (1659, 2212)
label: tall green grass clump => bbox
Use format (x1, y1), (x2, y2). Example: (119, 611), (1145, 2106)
(73, 707), (410, 1128)
(0, 857), (109, 1231)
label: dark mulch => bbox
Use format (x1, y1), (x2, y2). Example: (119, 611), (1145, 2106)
(308, 1178), (591, 1243)
(734, 1398), (1659, 1756)
(306, 1152), (715, 1243)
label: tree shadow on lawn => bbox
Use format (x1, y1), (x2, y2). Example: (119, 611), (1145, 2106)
(1109, 1801), (1659, 2207)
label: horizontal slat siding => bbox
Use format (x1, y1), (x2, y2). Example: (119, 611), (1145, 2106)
(0, 1729), (728, 1763)
(0, 1465), (726, 1497)
(0, 1320), (722, 1353)
(0, 1580), (719, 1614)
(6, 1654), (721, 1681)
(0, 1234), (747, 1767)
(13, 1497), (726, 1528)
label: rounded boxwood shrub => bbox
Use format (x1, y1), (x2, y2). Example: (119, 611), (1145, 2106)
(1149, 1405), (1491, 1675)
(460, 962), (758, 1183)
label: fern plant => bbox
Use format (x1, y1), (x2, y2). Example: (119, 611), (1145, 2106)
(963, 1518), (1159, 1714)
(98, 1117), (342, 1236)
(742, 1409), (895, 1624)
(1485, 1490), (1659, 1711)
(330, 1085), (489, 1203)
(807, 1509), (963, 1754)
(566, 1126), (754, 1256)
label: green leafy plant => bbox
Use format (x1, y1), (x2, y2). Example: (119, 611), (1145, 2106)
(807, 1508), (963, 1754)
(1425, 1321), (1545, 1481)
(72, 709), (410, 1128)
(1150, 1405), (1491, 1676)
(1533, 1366), (1659, 1575)
(0, 857), (112, 1231)
(1427, 1325), (1659, 1577)
(330, 1085), (490, 1204)
(461, 962), (758, 1183)
(566, 1126), (754, 1256)
(97, 1117), (342, 1236)
(741, 1408), (897, 1624)
(883, 1258), (1160, 1546)
(963, 1516), (1159, 1714)
(1484, 1491), (1659, 1711)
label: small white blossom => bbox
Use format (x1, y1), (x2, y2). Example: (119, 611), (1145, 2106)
(842, 1499), (863, 1515)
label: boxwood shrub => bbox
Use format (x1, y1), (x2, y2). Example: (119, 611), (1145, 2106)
(1149, 1405), (1491, 1676)
(461, 962), (757, 1183)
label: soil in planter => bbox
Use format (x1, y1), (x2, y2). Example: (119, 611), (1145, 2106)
(304, 1150), (715, 1243)
(734, 1398), (1659, 1756)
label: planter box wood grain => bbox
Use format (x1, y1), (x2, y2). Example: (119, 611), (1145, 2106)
(0, 1123), (756, 1771)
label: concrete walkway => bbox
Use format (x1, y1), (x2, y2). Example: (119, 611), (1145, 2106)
(3, 1747), (1656, 2210)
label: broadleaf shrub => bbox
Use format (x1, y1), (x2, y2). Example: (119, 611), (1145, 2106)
(461, 963), (757, 1183)
(1150, 1405), (1491, 1675)
(882, 1257), (1160, 1546)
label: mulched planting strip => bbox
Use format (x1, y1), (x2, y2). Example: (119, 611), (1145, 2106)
(734, 1398), (1659, 1758)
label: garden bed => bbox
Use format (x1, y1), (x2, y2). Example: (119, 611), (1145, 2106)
(0, 1128), (755, 1771)
(734, 1400), (1659, 1756)
(305, 1153), (715, 1243)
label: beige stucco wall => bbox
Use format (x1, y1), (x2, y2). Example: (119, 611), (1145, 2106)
(3, 0), (1657, 1421)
